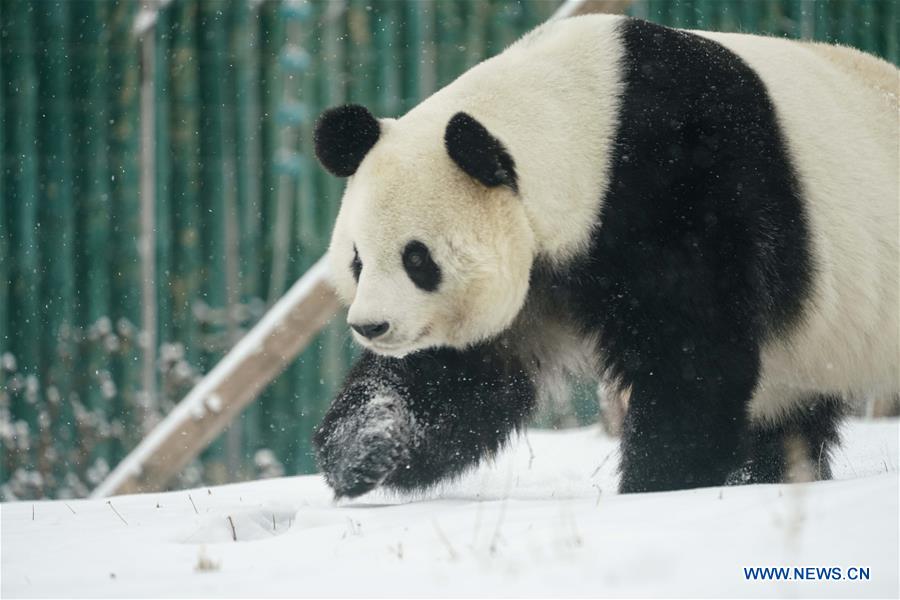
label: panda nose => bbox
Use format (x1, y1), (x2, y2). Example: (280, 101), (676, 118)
(350, 321), (390, 340)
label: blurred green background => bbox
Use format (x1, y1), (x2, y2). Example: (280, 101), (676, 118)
(1, 0), (897, 500)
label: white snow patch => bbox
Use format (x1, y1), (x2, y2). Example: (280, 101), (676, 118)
(370, 393), (398, 407)
(2, 418), (897, 598)
(205, 393), (223, 414)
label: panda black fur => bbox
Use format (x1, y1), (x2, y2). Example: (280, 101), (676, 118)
(312, 16), (899, 497)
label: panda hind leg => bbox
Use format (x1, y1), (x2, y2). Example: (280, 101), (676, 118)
(730, 395), (845, 485)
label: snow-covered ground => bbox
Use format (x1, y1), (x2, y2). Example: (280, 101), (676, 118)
(2, 419), (898, 599)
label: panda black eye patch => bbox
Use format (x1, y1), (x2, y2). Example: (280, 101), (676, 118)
(402, 240), (441, 292)
(351, 245), (362, 281)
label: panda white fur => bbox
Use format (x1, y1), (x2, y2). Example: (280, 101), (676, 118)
(311, 15), (899, 497)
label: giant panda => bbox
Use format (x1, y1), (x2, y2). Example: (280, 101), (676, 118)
(310, 15), (899, 498)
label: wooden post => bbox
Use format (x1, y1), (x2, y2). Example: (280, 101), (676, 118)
(91, 259), (341, 497)
(137, 1), (159, 433)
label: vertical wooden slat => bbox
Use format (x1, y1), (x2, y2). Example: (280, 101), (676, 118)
(138, 9), (159, 435)
(464, 0), (488, 69)
(745, 0), (764, 34)
(629, 0), (650, 20)
(669, 0), (692, 28)
(813, 0), (831, 41)
(885, 0), (899, 64)
(694, 0), (715, 30)
(292, 3), (338, 462)
(521, 0), (538, 30)
(287, 0), (346, 474)
(295, 11), (318, 255)
(715, 0), (739, 31)
(168, 0), (202, 370)
(496, 1), (521, 56)
(837, 0), (857, 47)
(347, 0), (374, 104)
(232, 1), (262, 302)
(34, 0), (76, 488)
(70, 0), (112, 468)
(418, 0), (438, 102)
(230, 0), (261, 472)
(293, 0), (330, 473)
(256, 0), (279, 444)
(257, 0), (292, 472)
(792, 0), (809, 39)
(107, 0), (142, 459)
(257, 1), (282, 304)
(196, 0), (230, 482)
(220, 1), (244, 476)
(373, 0), (401, 117)
(2, 0), (41, 471)
(645, 0), (664, 25)
(486, 1), (500, 62)
(856, 1), (876, 54)
(0, 0), (7, 364)
(197, 0), (228, 358)
(155, 8), (172, 353)
(402, 0), (424, 110)
(0, 0), (7, 488)
(485, 1), (501, 62)
(271, 1), (304, 475)
(265, 5), (300, 307)
(435, 0), (465, 89)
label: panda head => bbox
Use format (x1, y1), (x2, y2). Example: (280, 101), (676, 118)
(315, 104), (535, 357)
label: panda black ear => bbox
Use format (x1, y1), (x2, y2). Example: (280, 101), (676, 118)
(314, 104), (381, 177)
(444, 112), (518, 194)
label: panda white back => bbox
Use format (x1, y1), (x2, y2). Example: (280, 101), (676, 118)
(686, 31), (899, 419)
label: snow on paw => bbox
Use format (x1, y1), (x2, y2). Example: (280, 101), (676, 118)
(724, 463), (755, 486)
(315, 392), (416, 499)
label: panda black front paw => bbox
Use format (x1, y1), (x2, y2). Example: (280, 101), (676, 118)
(313, 392), (416, 499)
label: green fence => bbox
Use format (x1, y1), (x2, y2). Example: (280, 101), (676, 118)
(1, 0), (896, 500)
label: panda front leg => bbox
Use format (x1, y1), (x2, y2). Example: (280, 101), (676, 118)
(616, 333), (761, 494)
(313, 342), (535, 498)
